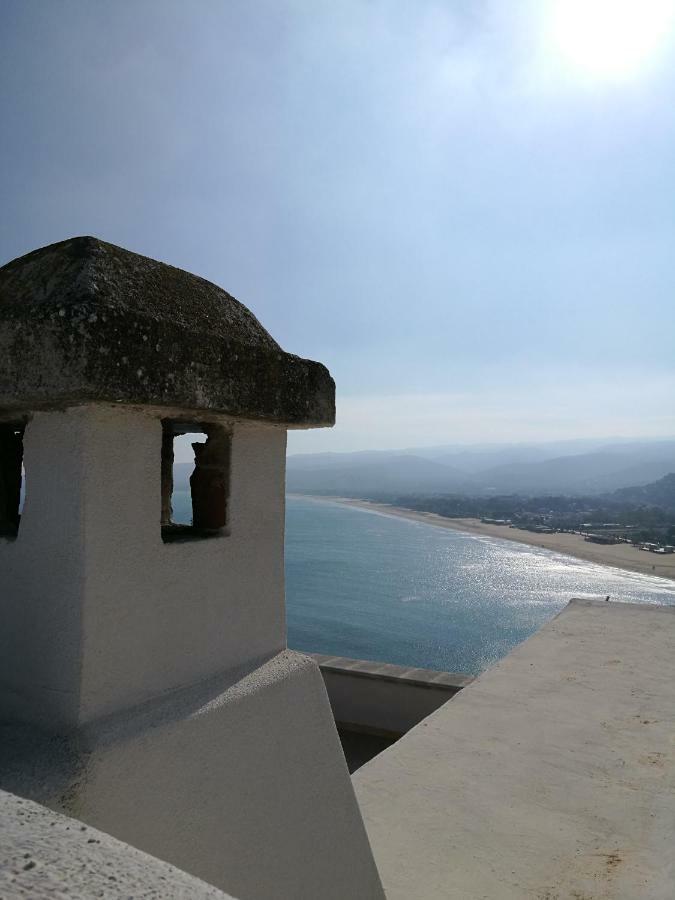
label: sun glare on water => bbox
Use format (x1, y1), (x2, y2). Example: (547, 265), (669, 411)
(550, 0), (675, 81)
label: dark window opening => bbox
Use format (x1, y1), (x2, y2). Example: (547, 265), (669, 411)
(0, 423), (25, 540)
(161, 421), (231, 543)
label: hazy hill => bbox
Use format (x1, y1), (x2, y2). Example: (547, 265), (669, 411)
(611, 473), (675, 512)
(286, 439), (675, 497)
(286, 449), (406, 471)
(173, 439), (675, 499)
(385, 437), (662, 468)
(477, 451), (675, 495)
(430, 446), (550, 472)
(286, 455), (475, 495)
(173, 462), (193, 488)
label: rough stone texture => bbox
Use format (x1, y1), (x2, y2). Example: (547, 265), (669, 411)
(0, 237), (334, 426)
(355, 599), (675, 900)
(0, 788), (237, 899)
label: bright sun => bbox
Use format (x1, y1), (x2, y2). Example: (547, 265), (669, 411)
(550, 0), (675, 81)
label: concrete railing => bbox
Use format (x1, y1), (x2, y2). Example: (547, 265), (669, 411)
(309, 653), (473, 738)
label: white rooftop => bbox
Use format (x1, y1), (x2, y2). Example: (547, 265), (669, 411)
(355, 599), (675, 900)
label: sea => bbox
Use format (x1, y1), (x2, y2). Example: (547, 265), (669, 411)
(171, 485), (675, 676)
(284, 495), (675, 676)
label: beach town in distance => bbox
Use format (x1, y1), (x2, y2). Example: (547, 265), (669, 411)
(294, 495), (675, 582)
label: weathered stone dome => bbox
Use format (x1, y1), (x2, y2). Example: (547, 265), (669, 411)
(0, 236), (335, 425)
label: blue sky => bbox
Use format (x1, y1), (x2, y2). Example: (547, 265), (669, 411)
(2, 0), (674, 454)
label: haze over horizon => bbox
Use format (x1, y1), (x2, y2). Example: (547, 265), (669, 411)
(2, 1), (674, 456)
(287, 433), (675, 458)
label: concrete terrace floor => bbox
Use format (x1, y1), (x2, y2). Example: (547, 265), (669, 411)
(354, 599), (675, 900)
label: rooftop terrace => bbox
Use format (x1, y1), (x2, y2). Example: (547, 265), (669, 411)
(355, 599), (675, 900)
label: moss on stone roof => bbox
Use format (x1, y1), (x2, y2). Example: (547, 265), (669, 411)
(0, 237), (335, 426)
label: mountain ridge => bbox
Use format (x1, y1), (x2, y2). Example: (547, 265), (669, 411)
(286, 439), (675, 496)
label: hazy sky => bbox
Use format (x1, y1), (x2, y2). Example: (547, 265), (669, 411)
(2, 0), (674, 454)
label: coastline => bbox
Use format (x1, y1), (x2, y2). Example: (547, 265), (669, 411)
(290, 494), (675, 583)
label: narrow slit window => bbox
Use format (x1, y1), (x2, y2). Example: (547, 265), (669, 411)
(161, 421), (230, 543)
(0, 423), (25, 540)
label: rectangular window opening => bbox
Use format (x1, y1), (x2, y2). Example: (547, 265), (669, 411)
(161, 420), (231, 543)
(0, 422), (25, 541)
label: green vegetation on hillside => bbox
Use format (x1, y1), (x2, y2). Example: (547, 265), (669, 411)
(355, 474), (675, 547)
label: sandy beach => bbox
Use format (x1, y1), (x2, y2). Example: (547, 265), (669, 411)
(299, 496), (675, 582)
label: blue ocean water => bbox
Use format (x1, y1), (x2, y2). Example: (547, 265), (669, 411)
(285, 496), (675, 675)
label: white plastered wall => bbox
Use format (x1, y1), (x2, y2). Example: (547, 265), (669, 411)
(73, 652), (384, 900)
(0, 410), (88, 727)
(77, 404), (288, 721)
(0, 404), (287, 725)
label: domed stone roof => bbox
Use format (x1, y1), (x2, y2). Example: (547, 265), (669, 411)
(0, 237), (334, 425)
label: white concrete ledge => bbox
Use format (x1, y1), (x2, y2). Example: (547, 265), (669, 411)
(309, 653), (472, 737)
(355, 599), (675, 900)
(309, 653), (472, 691)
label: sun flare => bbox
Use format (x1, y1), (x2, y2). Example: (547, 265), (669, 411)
(550, 0), (675, 81)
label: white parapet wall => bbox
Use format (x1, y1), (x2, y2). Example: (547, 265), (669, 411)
(354, 599), (675, 900)
(310, 653), (472, 737)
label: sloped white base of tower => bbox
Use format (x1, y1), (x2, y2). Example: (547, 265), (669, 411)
(0, 652), (384, 900)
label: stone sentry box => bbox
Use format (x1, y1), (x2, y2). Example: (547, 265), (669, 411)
(0, 238), (384, 900)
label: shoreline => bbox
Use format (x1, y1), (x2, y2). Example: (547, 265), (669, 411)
(289, 494), (675, 583)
